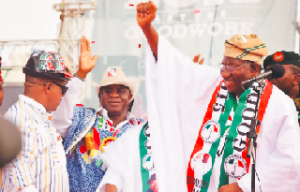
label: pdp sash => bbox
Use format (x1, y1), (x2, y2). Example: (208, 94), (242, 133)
(140, 122), (158, 192)
(187, 81), (272, 192)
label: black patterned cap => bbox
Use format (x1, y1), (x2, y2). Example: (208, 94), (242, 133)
(23, 51), (73, 80)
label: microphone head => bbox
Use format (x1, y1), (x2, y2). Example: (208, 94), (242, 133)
(268, 64), (285, 78)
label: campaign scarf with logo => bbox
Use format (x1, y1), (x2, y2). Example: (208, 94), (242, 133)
(186, 80), (272, 192)
(140, 122), (158, 192)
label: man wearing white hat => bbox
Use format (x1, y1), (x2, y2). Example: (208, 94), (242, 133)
(52, 64), (142, 192)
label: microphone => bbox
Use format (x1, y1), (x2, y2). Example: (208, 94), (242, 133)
(242, 64), (285, 87)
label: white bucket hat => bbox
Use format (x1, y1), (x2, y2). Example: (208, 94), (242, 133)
(94, 66), (140, 101)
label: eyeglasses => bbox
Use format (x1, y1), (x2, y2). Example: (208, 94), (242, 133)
(220, 62), (251, 74)
(44, 82), (69, 95)
(100, 87), (129, 96)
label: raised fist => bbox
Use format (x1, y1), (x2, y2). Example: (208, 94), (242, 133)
(136, 1), (157, 29)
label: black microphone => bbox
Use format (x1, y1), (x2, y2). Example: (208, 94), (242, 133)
(242, 64), (285, 87)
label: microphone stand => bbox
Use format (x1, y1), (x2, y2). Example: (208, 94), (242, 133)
(246, 80), (264, 192)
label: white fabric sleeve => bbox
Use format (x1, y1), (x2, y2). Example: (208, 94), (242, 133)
(146, 35), (223, 192)
(97, 125), (141, 192)
(238, 92), (300, 192)
(146, 35), (221, 106)
(20, 185), (38, 192)
(97, 167), (123, 192)
(52, 77), (84, 138)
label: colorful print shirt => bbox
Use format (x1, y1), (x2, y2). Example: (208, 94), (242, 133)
(0, 95), (69, 192)
(65, 106), (143, 192)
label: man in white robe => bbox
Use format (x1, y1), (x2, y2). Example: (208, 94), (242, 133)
(135, 1), (300, 192)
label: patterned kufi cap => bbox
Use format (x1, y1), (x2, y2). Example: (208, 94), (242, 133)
(224, 34), (268, 65)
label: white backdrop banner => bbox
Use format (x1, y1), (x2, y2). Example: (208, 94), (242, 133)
(83, 0), (298, 119)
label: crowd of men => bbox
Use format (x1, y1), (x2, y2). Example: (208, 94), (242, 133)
(1, 1), (300, 192)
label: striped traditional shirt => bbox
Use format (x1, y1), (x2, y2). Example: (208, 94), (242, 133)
(0, 95), (69, 192)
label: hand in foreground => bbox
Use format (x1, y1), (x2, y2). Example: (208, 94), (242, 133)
(218, 183), (243, 192)
(105, 184), (118, 192)
(193, 54), (204, 65)
(77, 36), (99, 78)
(136, 1), (157, 29)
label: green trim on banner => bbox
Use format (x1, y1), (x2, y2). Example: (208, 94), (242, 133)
(139, 122), (150, 192)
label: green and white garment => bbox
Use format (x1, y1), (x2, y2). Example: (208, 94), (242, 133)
(139, 122), (158, 192)
(97, 122), (158, 192)
(187, 81), (272, 192)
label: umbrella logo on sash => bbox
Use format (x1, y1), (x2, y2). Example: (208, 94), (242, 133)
(201, 120), (220, 144)
(190, 151), (212, 176)
(224, 154), (247, 179)
(143, 153), (155, 171)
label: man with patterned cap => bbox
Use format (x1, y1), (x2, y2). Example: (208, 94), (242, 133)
(135, 1), (300, 192)
(52, 61), (142, 191)
(0, 50), (72, 192)
(0, 36), (97, 192)
(263, 51), (300, 124)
